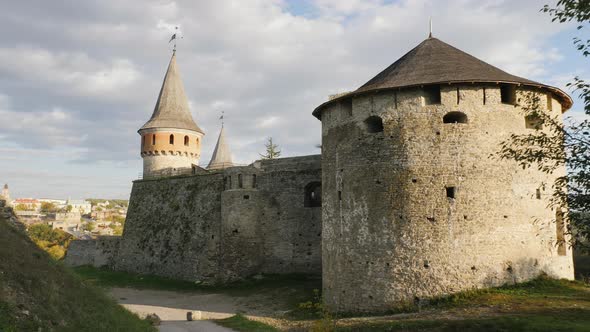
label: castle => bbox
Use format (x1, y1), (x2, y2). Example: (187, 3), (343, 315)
(66, 36), (574, 313)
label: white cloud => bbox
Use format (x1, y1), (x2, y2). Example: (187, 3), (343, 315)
(0, 0), (582, 198)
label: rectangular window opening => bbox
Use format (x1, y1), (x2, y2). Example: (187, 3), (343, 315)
(483, 87), (487, 105)
(424, 85), (441, 105)
(547, 93), (553, 111)
(252, 174), (257, 188)
(446, 187), (456, 199)
(456, 87), (460, 104)
(525, 114), (543, 130)
(338, 191), (342, 201)
(341, 98), (352, 117)
(536, 188), (541, 200)
(500, 84), (516, 105)
(556, 210), (566, 256)
(238, 174), (243, 189)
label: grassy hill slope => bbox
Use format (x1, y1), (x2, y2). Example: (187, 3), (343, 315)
(0, 210), (154, 332)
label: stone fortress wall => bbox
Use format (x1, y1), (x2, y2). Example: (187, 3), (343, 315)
(66, 155), (322, 282)
(319, 84), (574, 312)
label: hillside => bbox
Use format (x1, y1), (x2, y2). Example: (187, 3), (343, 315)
(0, 203), (154, 332)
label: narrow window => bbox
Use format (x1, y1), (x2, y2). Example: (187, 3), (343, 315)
(456, 87), (460, 104)
(338, 190), (342, 201)
(547, 93), (553, 111)
(424, 85), (441, 105)
(184, 135), (189, 146)
(169, 134), (174, 145)
(252, 174), (257, 188)
(141, 135), (145, 147)
(341, 98), (352, 117)
(196, 138), (199, 147)
(304, 182), (322, 207)
(483, 87), (487, 105)
(536, 189), (541, 200)
(446, 187), (456, 199)
(525, 114), (543, 130)
(556, 210), (566, 256)
(152, 134), (156, 145)
(500, 84), (516, 105)
(443, 112), (468, 124)
(364, 116), (384, 133)
(238, 174), (243, 189)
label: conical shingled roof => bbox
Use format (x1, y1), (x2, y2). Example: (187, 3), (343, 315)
(207, 126), (234, 170)
(313, 37), (572, 118)
(140, 52), (204, 134)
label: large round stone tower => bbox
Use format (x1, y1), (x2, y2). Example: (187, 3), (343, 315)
(314, 36), (575, 313)
(139, 51), (204, 178)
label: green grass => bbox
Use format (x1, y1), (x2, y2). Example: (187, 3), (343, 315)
(0, 214), (155, 332)
(73, 265), (320, 298)
(337, 310), (590, 331)
(216, 314), (278, 332)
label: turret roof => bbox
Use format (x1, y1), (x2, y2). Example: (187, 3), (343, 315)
(140, 52), (204, 134)
(207, 126), (234, 170)
(313, 37), (572, 118)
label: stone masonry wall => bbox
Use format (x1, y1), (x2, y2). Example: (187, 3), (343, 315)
(65, 155), (322, 282)
(219, 156), (322, 280)
(320, 85), (574, 313)
(114, 173), (223, 281)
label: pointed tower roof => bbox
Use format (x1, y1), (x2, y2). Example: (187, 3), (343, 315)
(207, 126), (234, 170)
(140, 52), (204, 134)
(313, 37), (572, 118)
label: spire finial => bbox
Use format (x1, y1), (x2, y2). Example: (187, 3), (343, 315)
(169, 26), (183, 53)
(220, 110), (225, 128)
(428, 17), (433, 38)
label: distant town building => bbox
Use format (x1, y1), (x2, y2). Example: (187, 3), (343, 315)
(66, 199), (91, 215)
(1, 184), (10, 203)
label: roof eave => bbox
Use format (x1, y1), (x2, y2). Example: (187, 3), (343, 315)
(312, 80), (573, 119)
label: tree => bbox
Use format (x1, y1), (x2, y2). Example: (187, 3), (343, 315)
(27, 223), (73, 260)
(498, 0), (590, 252)
(65, 205), (73, 213)
(259, 137), (281, 159)
(40, 202), (57, 213)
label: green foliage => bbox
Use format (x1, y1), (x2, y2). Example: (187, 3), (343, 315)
(65, 204), (73, 213)
(27, 223), (73, 260)
(216, 314), (278, 332)
(298, 289), (337, 331)
(81, 222), (95, 232)
(498, 1), (590, 252)
(0, 213), (155, 332)
(40, 201), (57, 213)
(259, 137), (281, 159)
(14, 203), (31, 211)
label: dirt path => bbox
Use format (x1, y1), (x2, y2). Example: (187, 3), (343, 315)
(110, 288), (239, 332)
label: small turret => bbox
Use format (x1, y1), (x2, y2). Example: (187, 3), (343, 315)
(1, 184), (10, 204)
(207, 125), (234, 170)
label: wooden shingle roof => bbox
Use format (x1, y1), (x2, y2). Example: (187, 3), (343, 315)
(313, 37), (572, 118)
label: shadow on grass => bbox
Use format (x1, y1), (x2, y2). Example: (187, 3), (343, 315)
(337, 308), (590, 332)
(216, 314), (278, 332)
(72, 265), (320, 299)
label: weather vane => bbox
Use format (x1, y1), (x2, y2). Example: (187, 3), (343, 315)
(168, 26), (183, 53)
(429, 17), (433, 38)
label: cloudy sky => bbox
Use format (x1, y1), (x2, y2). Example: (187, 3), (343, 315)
(0, 0), (586, 199)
